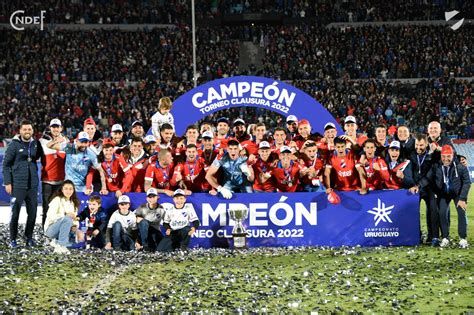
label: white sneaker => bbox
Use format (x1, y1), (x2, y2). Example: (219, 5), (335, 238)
(440, 238), (450, 247)
(49, 239), (58, 248)
(459, 239), (469, 248)
(53, 245), (70, 254)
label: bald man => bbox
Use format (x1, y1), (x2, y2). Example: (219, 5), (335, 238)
(427, 121), (455, 163)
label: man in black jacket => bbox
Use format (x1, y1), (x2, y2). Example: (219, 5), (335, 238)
(412, 145), (471, 248)
(409, 133), (436, 243)
(427, 121), (455, 163)
(2, 120), (43, 248)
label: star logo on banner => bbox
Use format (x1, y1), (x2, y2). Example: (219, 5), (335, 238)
(367, 199), (394, 227)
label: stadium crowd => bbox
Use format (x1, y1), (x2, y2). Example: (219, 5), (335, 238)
(2, 0), (472, 23)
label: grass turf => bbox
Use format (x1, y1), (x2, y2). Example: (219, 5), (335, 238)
(0, 190), (473, 312)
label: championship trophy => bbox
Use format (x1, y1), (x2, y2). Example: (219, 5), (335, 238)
(228, 207), (249, 249)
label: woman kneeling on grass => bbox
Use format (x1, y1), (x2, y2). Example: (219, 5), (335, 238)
(44, 180), (82, 254)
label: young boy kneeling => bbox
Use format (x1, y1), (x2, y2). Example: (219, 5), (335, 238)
(158, 189), (200, 252)
(105, 195), (139, 251)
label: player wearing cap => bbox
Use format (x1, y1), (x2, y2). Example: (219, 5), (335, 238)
(293, 119), (321, 150)
(252, 141), (277, 192)
(232, 119), (252, 142)
(98, 138), (132, 198)
(412, 145), (471, 248)
(171, 144), (206, 193)
(144, 135), (159, 156)
(359, 139), (390, 191)
(286, 115), (299, 140)
(317, 122), (338, 162)
(151, 96), (175, 139)
(135, 188), (166, 252)
(272, 146), (302, 192)
(213, 117), (230, 150)
(128, 120), (145, 142)
(206, 139), (254, 199)
(47, 131), (108, 195)
(384, 141), (415, 189)
(83, 117), (102, 155)
(110, 124), (128, 151)
(343, 116), (368, 150)
(158, 189), (200, 252)
(324, 137), (365, 193)
(39, 118), (67, 227)
(144, 149), (175, 196)
(298, 141), (325, 192)
(105, 195), (140, 251)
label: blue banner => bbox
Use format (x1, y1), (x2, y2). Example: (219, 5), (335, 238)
(171, 76), (343, 136)
(78, 190), (420, 248)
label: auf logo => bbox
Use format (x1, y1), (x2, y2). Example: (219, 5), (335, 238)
(445, 10), (464, 31)
(367, 199), (394, 227)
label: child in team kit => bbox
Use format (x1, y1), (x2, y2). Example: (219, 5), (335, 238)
(158, 189), (200, 252)
(105, 195), (140, 251)
(76, 195), (108, 249)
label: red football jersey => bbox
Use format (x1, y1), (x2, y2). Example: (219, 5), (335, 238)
(101, 154), (132, 192)
(326, 151), (360, 191)
(171, 158), (206, 192)
(40, 138), (66, 183)
(252, 158), (276, 192)
(124, 153), (149, 192)
(145, 160), (175, 189)
(272, 161), (301, 192)
(363, 157), (390, 190)
(299, 155), (325, 186)
(385, 160), (409, 189)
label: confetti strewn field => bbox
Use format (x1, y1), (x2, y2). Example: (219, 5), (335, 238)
(0, 190), (473, 313)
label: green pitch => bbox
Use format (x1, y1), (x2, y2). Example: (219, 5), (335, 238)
(1, 190), (473, 312)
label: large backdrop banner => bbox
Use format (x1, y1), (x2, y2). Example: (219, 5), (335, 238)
(77, 190), (420, 248)
(171, 75), (344, 136)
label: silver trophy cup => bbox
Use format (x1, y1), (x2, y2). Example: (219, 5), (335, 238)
(228, 207), (249, 248)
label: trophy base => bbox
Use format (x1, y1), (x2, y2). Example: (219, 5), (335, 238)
(232, 234), (247, 249)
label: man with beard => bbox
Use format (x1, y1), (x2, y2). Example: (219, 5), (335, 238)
(374, 124), (389, 158)
(158, 123), (176, 152)
(384, 141), (415, 189)
(285, 115), (299, 140)
(408, 133), (436, 244)
(47, 131), (108, 195)
(232, 119), (257, 155)
(3, 120), (43, 248)
(39, 118), (67, 227)
(128, 120), (146, 142)
(110, 124), (128, 152)
(206, 139), (254, 199)
(413, 145), (471, 248)
(214, 117), (231, 150)
(199, 131), (219, 194)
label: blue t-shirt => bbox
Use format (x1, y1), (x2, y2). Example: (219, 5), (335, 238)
(61, 143), (100, 191)
(212, 154), (248, 186)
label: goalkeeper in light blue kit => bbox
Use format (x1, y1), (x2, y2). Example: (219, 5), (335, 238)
(205, 139), (255, 199)
(158, 189), (200, 251)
